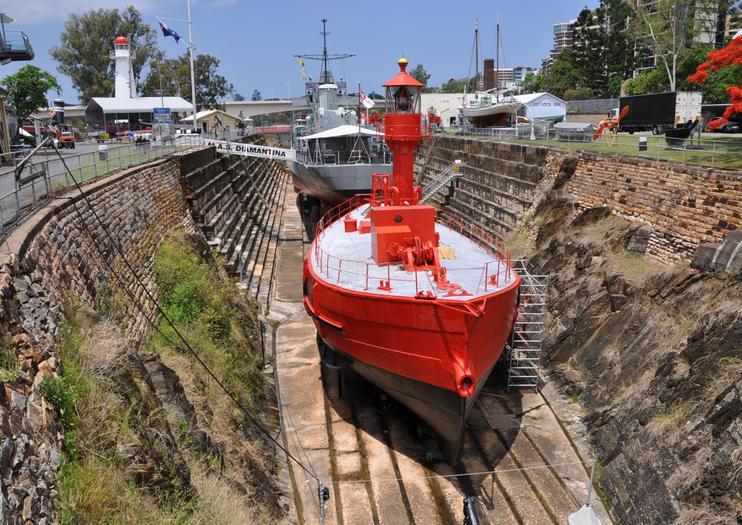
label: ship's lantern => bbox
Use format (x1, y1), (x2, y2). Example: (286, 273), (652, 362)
(384, 58), (423, 115)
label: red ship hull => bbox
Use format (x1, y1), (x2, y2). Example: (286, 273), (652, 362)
(302, 57), (521, 463)
(303, 256), (520, 462)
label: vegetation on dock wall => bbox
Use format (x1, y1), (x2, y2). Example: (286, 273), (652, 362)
(47, 230), (282, 524)
(149, 230), (265, 413)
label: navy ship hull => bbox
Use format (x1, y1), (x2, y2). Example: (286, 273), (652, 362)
(291, 161), (390, 204)
(292, 161), (391, 237)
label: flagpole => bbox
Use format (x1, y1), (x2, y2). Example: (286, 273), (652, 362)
(187, 0), (197, 132)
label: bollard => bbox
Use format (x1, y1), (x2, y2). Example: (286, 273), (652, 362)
(98, 144), (108, 161)
(638, 136), (648, 152)
(463, 496), (491, 525)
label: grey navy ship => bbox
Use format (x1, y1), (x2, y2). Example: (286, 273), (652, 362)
(292, 19), (391, 237)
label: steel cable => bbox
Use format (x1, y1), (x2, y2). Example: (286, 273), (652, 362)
(50, 142), (320, 482)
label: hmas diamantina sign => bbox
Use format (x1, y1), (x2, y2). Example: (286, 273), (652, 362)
(204, 139), (296, 161)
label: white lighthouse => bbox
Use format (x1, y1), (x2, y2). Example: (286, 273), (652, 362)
(113, 35), (136, 98)
(86, 33), (192, 132)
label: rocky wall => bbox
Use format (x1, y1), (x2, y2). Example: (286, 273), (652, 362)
(566, 153), (742, 263)
(0, 149), (203, 523)
(417, 137), (742, 263)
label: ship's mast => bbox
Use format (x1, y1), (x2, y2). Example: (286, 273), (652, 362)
(496, 18), (499, 103)
(474, 18), (481, 91)
(321, 18), (330, 83)
(294, 19), (355, 86)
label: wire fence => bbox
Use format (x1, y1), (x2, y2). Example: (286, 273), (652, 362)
(450, 126), (742, 169)
(565, 98), (618, 114)
(0, 136), (205, 239)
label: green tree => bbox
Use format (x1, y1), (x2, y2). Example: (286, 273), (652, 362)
(521, 72), (546, 94)
(566, 2), (637, 97)
(626, 0), (722, 91)
(563, 87), (595, 100)
(1, 65), (61, 133)
(602, 0), (636, 96)
(50, 6), (157, 103)
(409, 64), (431, 87)
(233, 92), (245, 101)
(251, 89), (262, 101)
(625, 66), (669, 95)
(439, 77), (477, 93)
(572, 8), (606, 97)
(542, 49), (583, 98)
(142, 53), (234, 109)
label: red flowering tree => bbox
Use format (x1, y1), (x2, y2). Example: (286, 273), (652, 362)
(688, 36), (742, 129)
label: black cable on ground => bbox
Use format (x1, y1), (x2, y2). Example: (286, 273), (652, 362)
(50, 142), (320, 482)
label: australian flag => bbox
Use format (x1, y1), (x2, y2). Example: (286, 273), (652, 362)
(159, 21), (181, 43)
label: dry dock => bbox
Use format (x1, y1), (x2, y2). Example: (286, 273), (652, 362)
(266, 178), (612, 524)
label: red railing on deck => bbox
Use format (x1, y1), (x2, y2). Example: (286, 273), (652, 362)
(315, 194), (371, 237)
(311, 201), (516, 298)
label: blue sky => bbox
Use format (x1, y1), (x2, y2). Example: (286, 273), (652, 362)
(4, 0), (598, 104)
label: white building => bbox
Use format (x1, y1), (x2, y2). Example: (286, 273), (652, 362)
(84, 35), (192, 132)
(421, 93), (467, 128)
(513, 92), (567, 122)
(513, 66), (538, 84)
(542, 20), (577, 73)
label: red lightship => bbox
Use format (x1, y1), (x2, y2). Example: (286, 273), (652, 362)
(303, 58), (521, 463)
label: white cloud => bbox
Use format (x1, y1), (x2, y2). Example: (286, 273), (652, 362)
(9, 0), (238, 24)
(8, 0), (160, 25)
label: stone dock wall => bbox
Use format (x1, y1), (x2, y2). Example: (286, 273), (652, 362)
(0, 153), (195, 522)
(415, 136), (742, 263)
(567, 152), (741, 262)
(0, 144), (286, 522)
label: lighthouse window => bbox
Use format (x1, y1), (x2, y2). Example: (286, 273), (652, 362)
(395, 87), (411, 112)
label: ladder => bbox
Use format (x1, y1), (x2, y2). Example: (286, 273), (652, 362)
(420, 160), (465, 203)
(347, 149), (366, 164)
(507, 260), (548, 389)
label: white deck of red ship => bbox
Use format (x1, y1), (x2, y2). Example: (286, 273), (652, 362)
(310, 204), (517, 300)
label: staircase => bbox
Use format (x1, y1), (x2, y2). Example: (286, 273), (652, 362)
(507, 260), (548, 389)
(180, 139), (289, 306)
(413, 137), (547, 236)
(420, 160), (465, 203)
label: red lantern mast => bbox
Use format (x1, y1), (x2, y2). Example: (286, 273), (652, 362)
(370, 58), (442, 276)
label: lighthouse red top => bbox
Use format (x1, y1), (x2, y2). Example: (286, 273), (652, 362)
(383, 58), (424, 87)
(114, 35), (129, 45)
